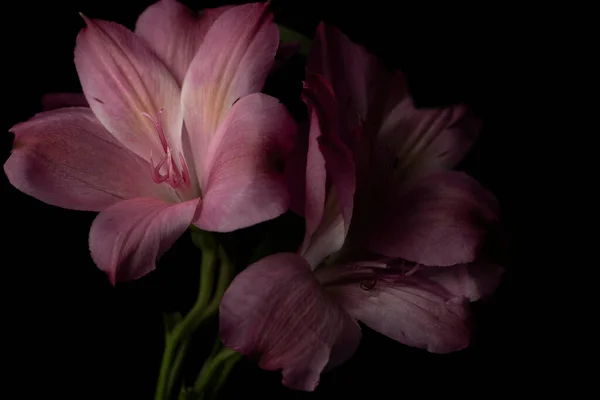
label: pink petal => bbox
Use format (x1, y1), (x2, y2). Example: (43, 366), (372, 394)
(360, 171), (499, 266)
(4, 108), (173, 211)
(219, 253), (361, 391)
(89, 197), (199, 284)
(181, 3), (278, 182)
(373, 84), (481, 185)
(41, 93), (88, 111)
(307, 22), (389, 131)
(414, 262), (504, 302)
(135, 0), (232, 84)
(193, 94), (296, 232)
(299, 72), (356, 267)
(327, 270), (471, 353)
(75, 16), (183, 163)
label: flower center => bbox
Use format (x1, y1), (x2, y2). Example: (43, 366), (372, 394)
(142, 108), (190, 189)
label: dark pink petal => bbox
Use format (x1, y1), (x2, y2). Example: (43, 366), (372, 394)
(181, 2), (278, 181)
(373, 86), (481, 185)
(4, 108), (173, 211)
(299, 72), (356, 267)
(327, 270), (471, 353)
(361, 171), (499, 266)
(307, 22), (389, 130)
(135, 0), (231, 84)
(89, 197), (199, 284)
(220, 253), (361, 391)
(193, 94), (296, 232)
(75, 16), (183, 163)
(414, 262), (504, 302)
(41, 93), (88, 111)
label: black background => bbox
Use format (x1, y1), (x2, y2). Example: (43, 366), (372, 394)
(3, 0), (533, 398)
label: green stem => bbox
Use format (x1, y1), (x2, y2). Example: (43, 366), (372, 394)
(166, 340), (189, 396)
(209, 353), (242, 399)
(193, 348), (239, 394)
(156, 236), (217, 400)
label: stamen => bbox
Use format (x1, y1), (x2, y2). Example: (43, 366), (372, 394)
(142, 109), (191, 190)
(404, 263), (421, 276)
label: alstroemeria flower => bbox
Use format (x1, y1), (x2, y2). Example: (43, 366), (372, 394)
(4, 0), (297, 284)
(219, 23), (503, 391)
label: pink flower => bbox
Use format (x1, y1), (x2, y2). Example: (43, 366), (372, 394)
(219, 23), (503, 391)
(4, 0), (297, 284)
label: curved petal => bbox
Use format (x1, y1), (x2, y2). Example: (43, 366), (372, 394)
(135, 0), (232, 84)
(373, 91), (481, 186)
(89, 197), (199, 284)
(41, 93), (88, 111)
(219, 253), (361, 391)
(75, 16), (183, 163)
(193, 94), (296, 232)
(307, 22), (390, 130)
(327, 270), (471, 353)
(181, 2), (278, 181)
(4, 108), (173, 211)
(360, 171), (499, 266)
(299, 72), (356, 267)
(414, 262), (504, 302)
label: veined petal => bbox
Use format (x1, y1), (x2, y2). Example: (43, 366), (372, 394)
(307, 22), (389, 131)
(41, 92), (88, 111)
(414, 262), (504, 302)
(135, 0), (232, 84)
(193, 94), (296, 232)
(89, 197), (199, 284)
(219, 253), (361, 391)
(327, 269), (471, 353)
(374, 87), (481, 186)
(75, 16), (183, 163)
(181, 2), (278, 181)
(4, 108), (173, 211)
(300, 72), (356, 267)
(360, 171), (499, 266)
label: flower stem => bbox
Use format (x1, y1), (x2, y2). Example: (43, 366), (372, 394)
(155, 232), (217, 400)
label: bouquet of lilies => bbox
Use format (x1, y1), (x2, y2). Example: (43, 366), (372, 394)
(5, 1), (504, 398)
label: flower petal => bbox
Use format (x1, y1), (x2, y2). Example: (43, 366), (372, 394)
(135, 0), (232, 84)
(41, 93), (88, 111)
(75, 16), (183, 162)
(181, 2), (278, 181)
(299, 72), (356, 267)
(4, 108), (173, 211)
(193, 94), (296, 232)
(219, 253), (361, 391)
(360, 171), (499, 266)
(414, 262), (504, 302)
(307, 22), (389, 130)
(327, 270), (470, 353)
(373, 86), (481, 186)
(89, 197), (199, 284)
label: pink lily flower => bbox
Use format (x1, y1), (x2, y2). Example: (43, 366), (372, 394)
(219, 23), (503, 391)
(4, 0), (297, 284)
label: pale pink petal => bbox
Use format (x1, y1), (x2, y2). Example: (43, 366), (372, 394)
(193, 94), (296, 232)
(219, 253), (361, 391)
(414, 262), (504, 302)
(41, 93), (88, 111)
(181, 3), (278, 181)
(89, 197), (199, 284)
(135, 0), (232, 84)
(75, 16), (183, 163)
(327, 270), (471, 353)
(360, 171), (499, 266)
(4, 108), (173, 211)
(299, 72), (355, 267)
